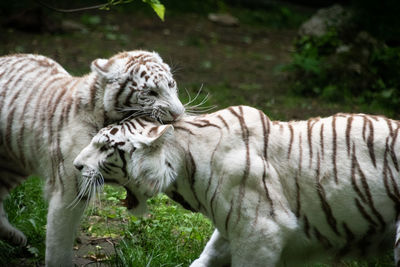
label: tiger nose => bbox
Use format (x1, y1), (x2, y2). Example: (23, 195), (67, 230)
(74, 163), (84, 171)
(170, 111), (180, 120)
(170, 107), (185, 121)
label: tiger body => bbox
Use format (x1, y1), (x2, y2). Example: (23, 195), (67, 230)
(74, 105), (400, 266)
(0, 51), (184, 266)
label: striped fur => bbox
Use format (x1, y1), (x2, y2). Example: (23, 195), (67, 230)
(74, 106), (400, 266)
(0, 51), (184, 266)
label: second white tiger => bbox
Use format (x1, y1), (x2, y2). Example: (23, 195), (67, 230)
(74, 106), (400, 266)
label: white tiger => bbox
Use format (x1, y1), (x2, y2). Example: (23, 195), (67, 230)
(74, 105), (400, 266)
(0, 51), (184, 266)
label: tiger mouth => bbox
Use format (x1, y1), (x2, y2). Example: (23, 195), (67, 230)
(81, 172), (138, 210)
(122, 187), (139, 210)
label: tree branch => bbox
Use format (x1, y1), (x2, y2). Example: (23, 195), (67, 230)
(34, 0), (108, 13)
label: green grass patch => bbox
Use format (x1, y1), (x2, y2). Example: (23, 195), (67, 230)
(109, 194), (213, 267)
(0, 176), (47, 266)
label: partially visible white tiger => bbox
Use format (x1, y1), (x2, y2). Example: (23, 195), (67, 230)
(0, 51), (184, 266)
(74, 105), (400, 266)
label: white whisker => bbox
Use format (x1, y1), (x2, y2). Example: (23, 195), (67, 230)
(184, 88), (192, 105)
(184, 84), (204, 107)
(68, 169), (105, 211)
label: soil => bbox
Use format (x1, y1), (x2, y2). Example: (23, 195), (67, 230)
(73, 234), (118, 266)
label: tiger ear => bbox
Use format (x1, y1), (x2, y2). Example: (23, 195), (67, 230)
(91, 58), (109, 77)
(146, 125), (174, 147)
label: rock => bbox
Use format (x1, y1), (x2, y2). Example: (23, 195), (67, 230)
(208, 13), (239, 27)
(61, 20), (88, 32)
(299, 5), (352, 37)
(336, 45), (350, 54)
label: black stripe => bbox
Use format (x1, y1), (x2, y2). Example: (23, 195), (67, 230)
(345, 116), (353, 157)
(355, 198), (378, 227)
(259, 110), (270, 165)
(189, 119), (221, 129)
(313, 227), (332, 248)
(288, 123), (294, 159)
(315, 152), (341, 236)
(337, 222), (355, 257)
(332, 115), (338, 183)
(217, 115), (230, 131)
(204, 130), (223, 209)
(353, 149), (385, 230)
(118, 149), (128, 177)
(228, 107), (250, 226)
(262, 162), (275, 218)
(225, 198), (234, 232)
(320, 123), (325, 160)
(174, 126), (195, 135)
(187, 151), (204, 211)
(390, 124), (400, 172)
(365, 117), (377, 168)
(351, 144), (367, 204)
(210, 173), (223, 224)
(295, 173), (301, 218)
(169, 191), (195, 212)
(303, 215), (311, 238)
(383, 137), (400, 211)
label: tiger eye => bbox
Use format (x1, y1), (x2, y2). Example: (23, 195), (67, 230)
(100, 145), (108, 152)
(148, 90), (158, 97)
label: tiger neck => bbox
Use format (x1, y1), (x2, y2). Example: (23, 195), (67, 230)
(73, 72), (108, 129)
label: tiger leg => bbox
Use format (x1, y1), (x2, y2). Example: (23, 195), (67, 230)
(0, 171), (27, 246)
(394, 216), (400, 266)
(45, 179), (86, 267)
(190, 229), (231, 267)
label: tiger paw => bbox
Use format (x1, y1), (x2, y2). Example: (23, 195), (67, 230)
(0, 227), (27, 247)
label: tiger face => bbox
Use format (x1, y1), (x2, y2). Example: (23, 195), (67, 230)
(91, 50), (184, 123)
(73, 120), (177, 216)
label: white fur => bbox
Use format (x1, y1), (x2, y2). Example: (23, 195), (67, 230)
(75, 106), (400, 266)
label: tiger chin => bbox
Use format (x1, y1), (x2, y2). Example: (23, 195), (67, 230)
(75, 105), (400, 266)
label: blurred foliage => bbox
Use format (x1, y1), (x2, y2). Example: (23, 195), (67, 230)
(285, 29), (400, 116)
(233, 5), (308, 28)
(284, 0), (400, 117)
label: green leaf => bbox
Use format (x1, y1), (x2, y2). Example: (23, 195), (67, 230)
(143, 0), (165, 21)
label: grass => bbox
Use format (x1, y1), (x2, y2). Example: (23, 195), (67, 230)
(79, 186), (213, 266)
(109, 195), (213, 266)
(0, 176), (47, 266)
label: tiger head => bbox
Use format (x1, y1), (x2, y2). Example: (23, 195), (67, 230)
(73, 119), (177, 216)
(91, 50), (185, 123)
